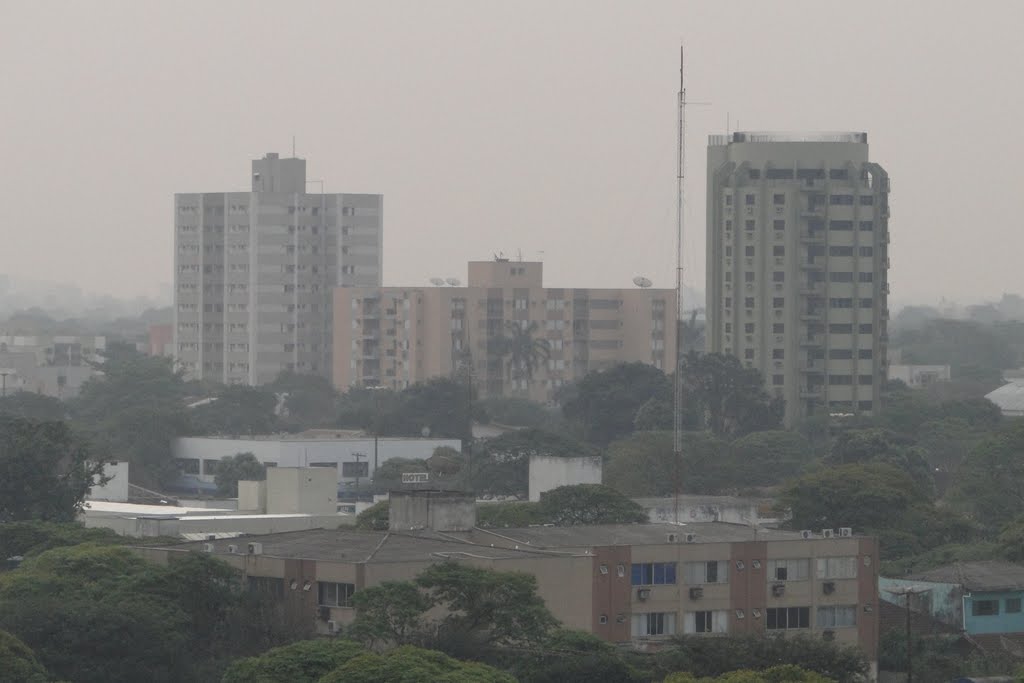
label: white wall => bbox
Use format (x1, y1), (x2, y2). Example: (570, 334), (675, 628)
(528, 455), (603, 502)
(87, 461), (130, 502)
(266, 467), (337, 515)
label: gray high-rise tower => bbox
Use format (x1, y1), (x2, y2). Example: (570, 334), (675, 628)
(174, 153), (383, 385)
(705, 133), (890, 424)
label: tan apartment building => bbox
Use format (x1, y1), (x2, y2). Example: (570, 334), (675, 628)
(136, 491), (880, 673)
(332, 259), (676, 402)
(706, 132), (890, 425)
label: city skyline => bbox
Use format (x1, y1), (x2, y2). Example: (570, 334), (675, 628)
(2, 1), (1024, 307)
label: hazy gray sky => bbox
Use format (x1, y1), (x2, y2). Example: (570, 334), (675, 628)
(2, 0), (1022, 307)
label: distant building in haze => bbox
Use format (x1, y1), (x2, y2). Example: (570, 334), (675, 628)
(173, 153), (382, 385)
(705, 132), (891, 424)
(332, 259), (677, 402)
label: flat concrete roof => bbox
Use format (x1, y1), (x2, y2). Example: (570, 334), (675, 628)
(465, 523), (808, 548)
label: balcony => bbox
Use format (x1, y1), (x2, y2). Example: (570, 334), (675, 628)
(800, 205), (826, 218)
(800, 360), (822, 373)
(799, 387), (824, 399)
(800, 284), (826, 297)
(799, 335), (824, 348)
(800, 310), (824, 322)
(800, 231), (826, 245)
(800, 259), (825, 270)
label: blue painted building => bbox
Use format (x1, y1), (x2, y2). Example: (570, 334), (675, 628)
(880, 561), (1024, 636)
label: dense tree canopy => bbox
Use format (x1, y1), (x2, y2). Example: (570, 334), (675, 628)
(0, 417), (105, 522)
(318, 645), (517, 683)
(221, 638), (365, 683)
(952, 419), (1024, 531)
(561, 362), (672, 445)
(214, 452), (267, 497)
(469, 429), (595, 496)
(535, 484), (647, 526)
(679, 352), (783, 437)
(0, 629), (49, 683)
(269, 371), (340, 430)
(0, 392), (67, 422)
(189, 385), (279, 437)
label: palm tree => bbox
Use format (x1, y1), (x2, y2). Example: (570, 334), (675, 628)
(502, 321), (550, 389)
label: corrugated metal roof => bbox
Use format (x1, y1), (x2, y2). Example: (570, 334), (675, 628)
(907, 561), (1024, 592)
(985, 381), (1024, 414)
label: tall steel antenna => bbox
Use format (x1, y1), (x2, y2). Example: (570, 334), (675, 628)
(672, 46), (686, 525)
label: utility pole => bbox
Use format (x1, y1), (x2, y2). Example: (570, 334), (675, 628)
(352, 452), (366, 494)
(0, 371), (8, 397)
(889, 585), (931, 683)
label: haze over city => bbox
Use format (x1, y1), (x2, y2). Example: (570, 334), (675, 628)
(2, 0), (1023, 308)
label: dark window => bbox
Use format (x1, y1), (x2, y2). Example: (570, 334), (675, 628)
(724, 323), (732, 333)
(829, 349), (853, 360)
(829, 246), (854, 257)
(860, 298), (873, 307)
(773, 245), (785, 256)
(858, 400), (873, 411)
(773, 297), (785, 308)
(859, 221), (874, 231)
(773, 375), (784, 386)
(766, 607), (810, 630)
(724, 297), (732, 308)
(745, 272), (755, 283)
(830, 272), (854, 283)
(774, 219), (786, 231)
(745, 323), (755, 334)
(858, 272), (874, 283)
(744, 349), (755, 359)
(1007, 598), (1022, 614)
(858, 349), (873, 359)
(745, 297), (755, 309)
(829, 220), (853, 231)
(631, 562), (678, 586)
(829, 194), (854, 205)
(342, 462), (369, 478)
(829, 169), (848, 180)
(829, 298), (853, 308)
(773, 323), (785, 333)
(858, 375), (873, 386)
(745, 194), (756, 205)
(694, 611), (715, 633)
(773, 272), (785, 282)
(859, 247), (874, 257)
(829, 324), (854, 334)
(860, 195), (875, 205)
(773, 349), (785, 359)
(745, 246), (755, 257)
(725, 195), (733, 206)
(177, 459), (200, 474)
(797, 168), (825, 180)
(745, 219), (755, 231)
(773, 193), (786, 205)
(859, 323), (873, 333)
(318, 582), (356, 607)
(725, 219), (733, 230)
(748, 169), (761, 180)
(973, 600), (1000, 617)
(248, 576), (284, 597)
(725, 246), (732, 257)
(766, 169), (794, 180)
(829, 375), (853, 386)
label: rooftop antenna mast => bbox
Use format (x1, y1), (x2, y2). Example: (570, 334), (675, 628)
(673, 45), (688, 526)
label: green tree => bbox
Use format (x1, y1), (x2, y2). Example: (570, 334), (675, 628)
(779, 462), (927, 531)
(476, 501), (546, 528)
(536, 484), (647, 526)
(319, 645), (516, 683)
(0, 520), (121, 560)
(896, 318), (1016, 375)
(828, 428), (934, 494)
(561, 362), (672, 445)
(953, 420), (1024, 531)
(356, 500), (390, 531)
(603, 430), (734, 497)
(214, 452), (266, 497)
(679, 352), (783, 436)
(507, 629), (639, 683)
(220, 638), (365, 683)
(373, 457), (430, 483)
(0, 392), (66, 422)
(269, 371), (340, 431)
(478, 396), (557, 429)
(349, 581), (434, 648)
(0, 629), (49, 683)
(501, 321), (551, 386)
(0, 417), (106, 522)
(666, 667), (833, 683)
(470, 429), (596, 496)
(190, 385), (279, 437)
(729, 430), (814, 486)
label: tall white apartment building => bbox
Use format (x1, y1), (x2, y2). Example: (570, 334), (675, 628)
(705, 133), (890, 424)
(174, 153), (382, 385)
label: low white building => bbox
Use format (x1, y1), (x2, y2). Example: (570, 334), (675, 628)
(633, 495), (762, 526)
(87, 461), (130, 503)
(985, 380), (1024, 418)
(172, 432), (462, 492)
(528, 455), (603, 502)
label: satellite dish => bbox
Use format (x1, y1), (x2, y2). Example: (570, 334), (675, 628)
(445, 278), (461, 287)
(633, 276), (653, 288)
(429, 278), (445, 286)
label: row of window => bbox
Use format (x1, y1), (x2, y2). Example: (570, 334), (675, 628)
(629, 605), (857, 637)
(726, 193), (874, 207)
(726, 246), (875, 258)
(723, 219), (876, 232)
(628, 558), (857, 586)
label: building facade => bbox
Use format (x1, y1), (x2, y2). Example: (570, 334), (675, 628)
(0, 334), (104, 398)
(332, 259), (676, 402)
(705, 132), (890, 424)
(174, 153), (382, 385)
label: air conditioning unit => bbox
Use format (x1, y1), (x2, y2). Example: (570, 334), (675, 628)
(685, 533), (697, 543)
(226, 544), (239, 554)
(822, 529), (835, 539)
(689, 587), (704, 600)
(637, 588), (651, 601)
(839, 527), (853, 537)
(771, 583), (785, 597)
(823, 581), (836, 595)
(327, 620), (339, 634)
(800, 530), (814, 540)
(202, 543), (215, 553)
(666, 533), (679, 543)
(247, 542), (263, 555)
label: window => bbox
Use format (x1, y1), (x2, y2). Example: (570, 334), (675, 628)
(768, 559), (809, 582)
(724, 323), (732, 333)
(830, 272), (853, 283)
(859, 323), (873, 334)
(860, 298), (874, 307)
(685, 610), (729, 634)
(342, 462), (369, 478)
(773, 323), (785, 334)
(724, 298), (732, 308)
(829, 246), (854, 257)
(773, 349), (785, 359)
(773, 297), (785, 308)
(830, 298), (853, 309)
(745, 323), (755, 334)
(858, 400), (873, 411)
(829, 169), (848, 180)
(725, 272), (732, 282)
(859, 246), (874, 257)
(745, 246), (755, 257)
(859, 375), (873, 386)
(631, 612), (676, 637)
(749, 169), (761, 179)
(773, 193), (786, 205)
(745, 297), (756, 309)
(816, 557), (857, 579)
(684, 561), (729, 585)
(631, 562), (677, 585)
(773, 272), (785, 282)
(829, 220), (853, 231)
(858, 272), (874, 283)
(745, 194), (756, 206)
(248, 576), (284, 597)
(829, 375), (853, 386)
(177, 458), (200, 474)
(973, 600), (1000, 617)
(859, 221), (874, 231)
(829, 323), (853, 334)
(1007, 598), (1022, 613)
(318, 582), (356, 608)
(725, 195), (733, 206)
(203, 459), (222, 476)
(829, 194), (854, 205)
(744, 349), (754, 360)
(745, 219), (755, 231)
(773, 375), (784, 386)
(773, 219), (785, 231)
(858, 349), (873, 359)
(766, 607), (810, 630)
(725, 246), (732, 257)
(860, 195), (875, 205)
(829, 349), (853, 360)
(767, 169), (794, 180)
(817, 606), (856, 628)
(773, 245), (785, 257)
